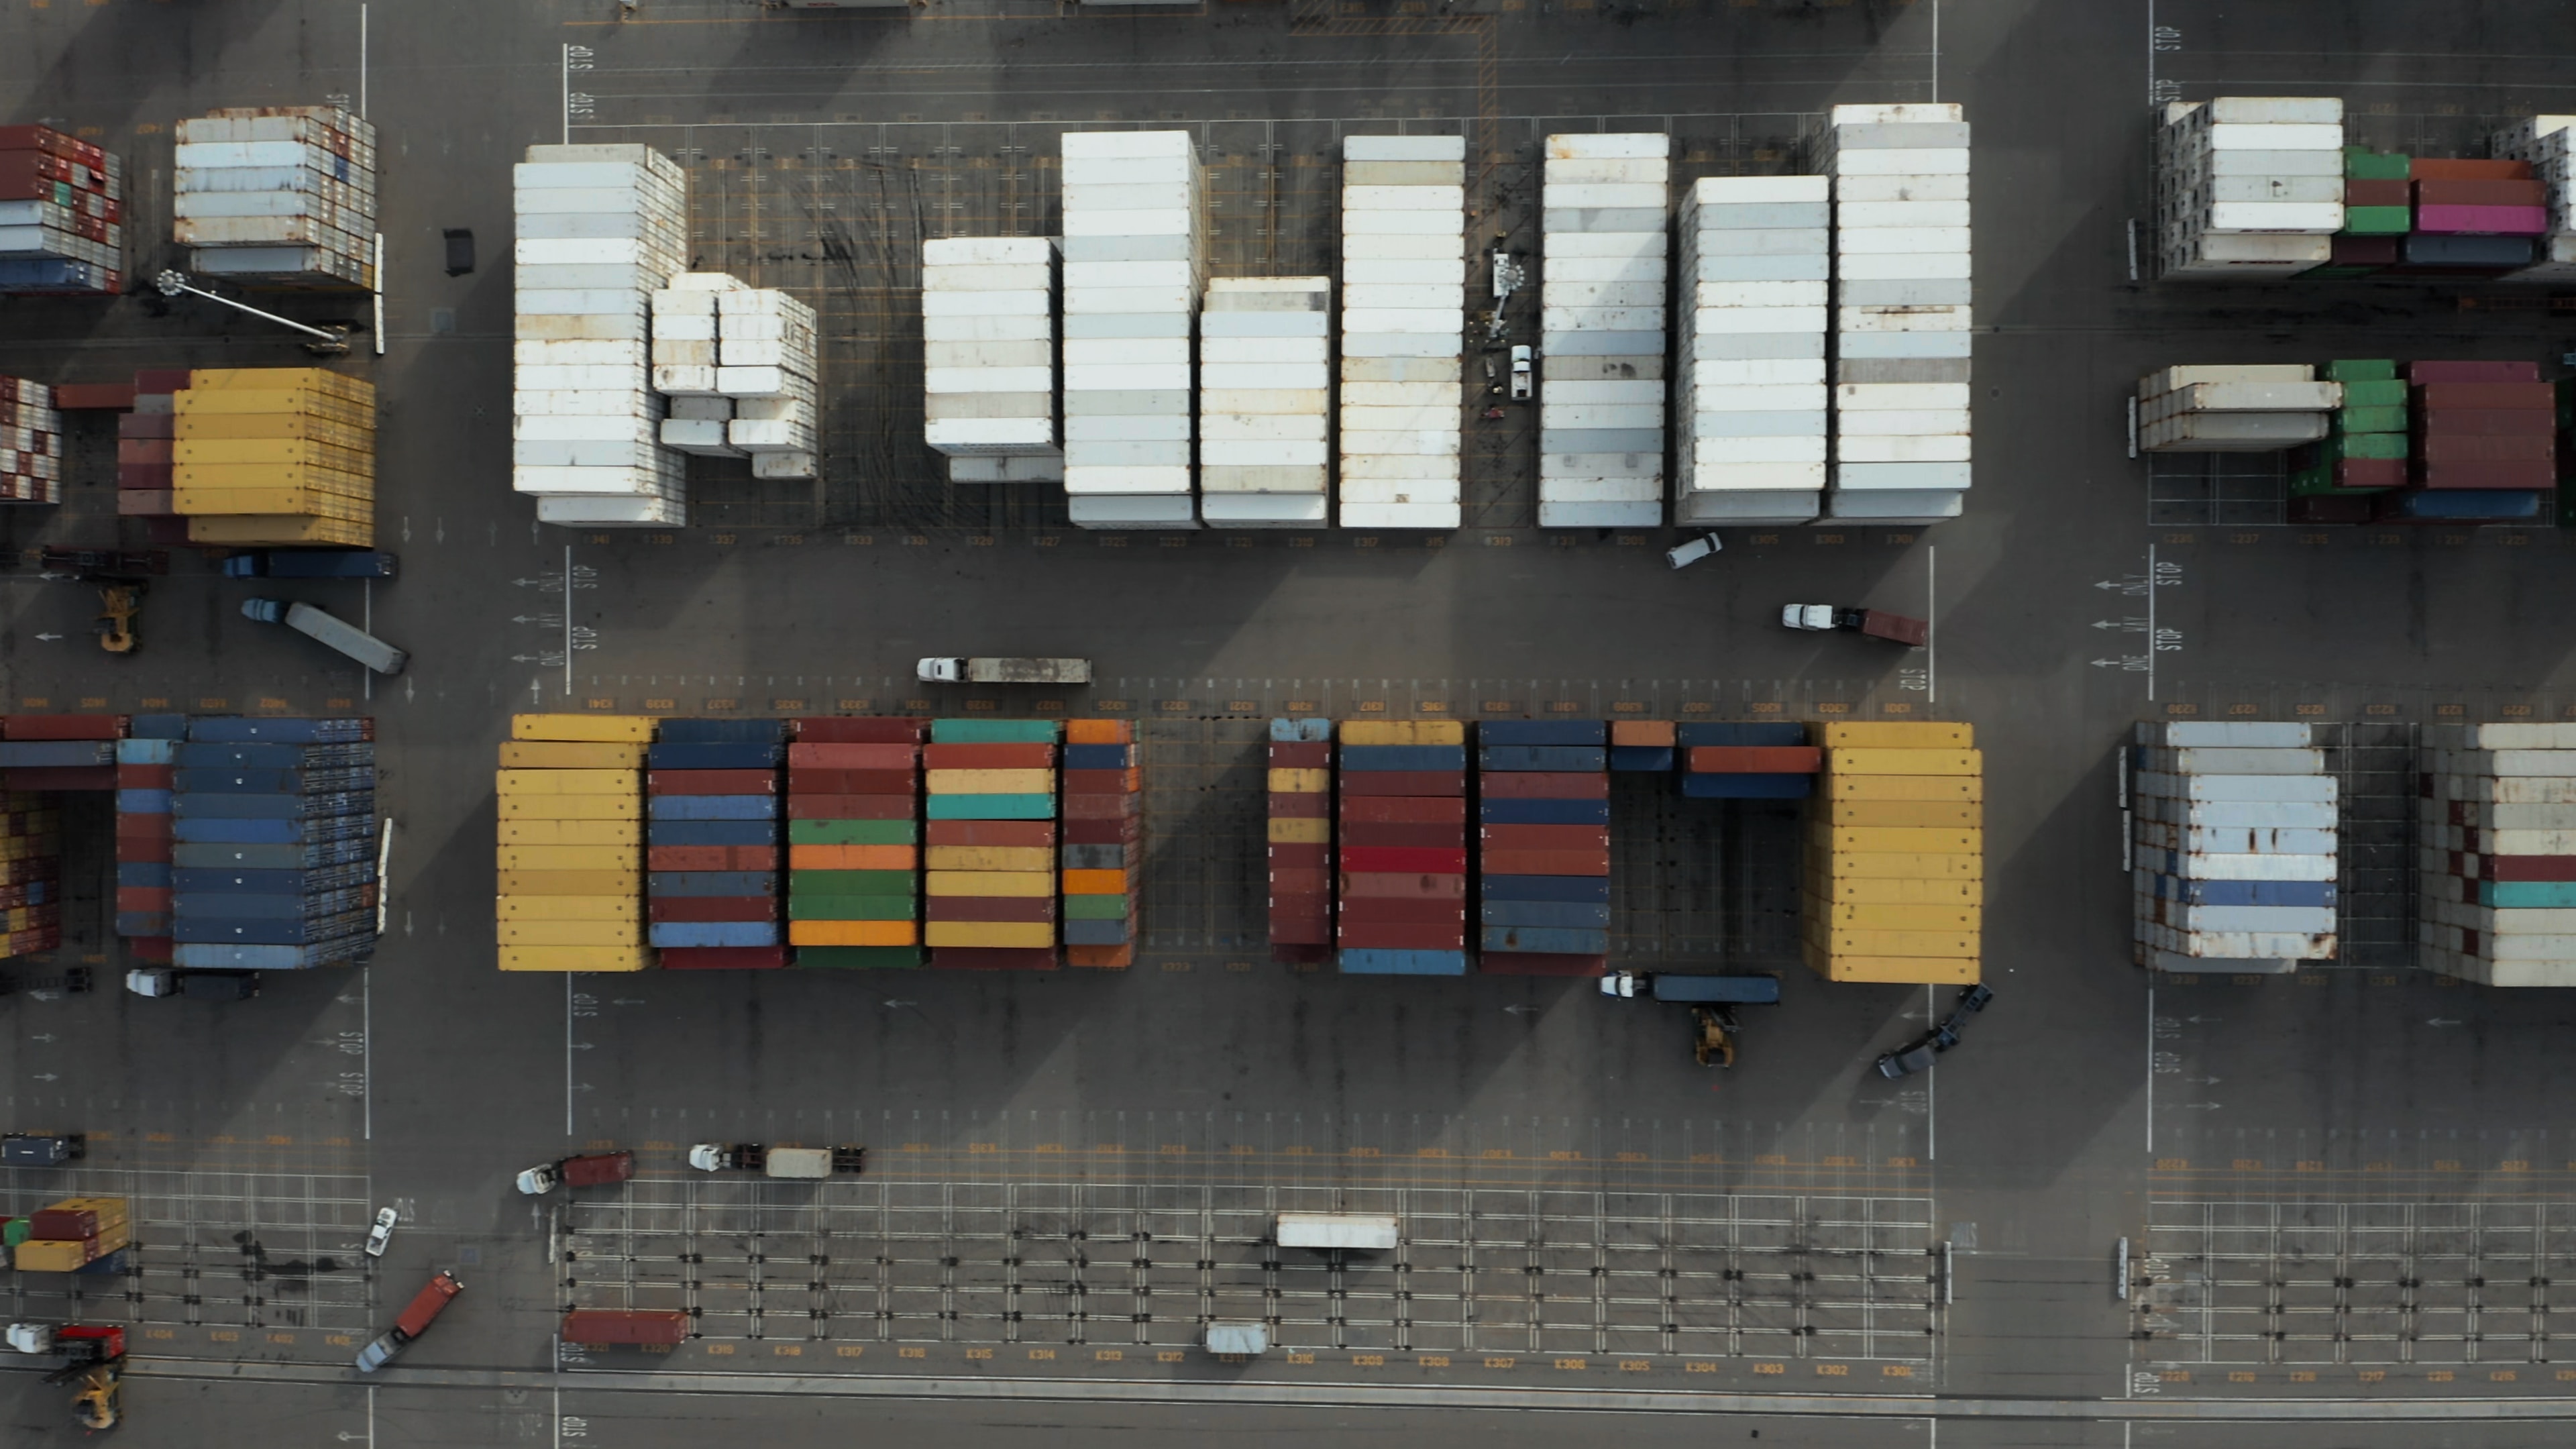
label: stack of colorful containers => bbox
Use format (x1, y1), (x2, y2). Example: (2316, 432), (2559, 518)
(1679, 722), (1819, 799)
(173, 106), (377, 290)
(1061, 720), (1141, 969)
(0, 715), (108, 962)
(1267, 718), (1334, 965)
(644, 721), (786, 970)
(173, 366), (375, 547)
(2129, 720), (2335, 975)
(0, 123), (122, 297)
(496, 714), (651, 973)
(0, 788), (61, 961)
(2286, 358), (2408, 523)
(2400, 158), (2544, 275)
(115, 370), (191, 538)
(2419, 722), (2576, 986)
(0, 713), (119, 790)
(1336, 720), (1468, 975)
(1476, 720), (1611, 976)
(2377, 360), (2555, 523)
(2295, 147), (2410, 280)
(113, 717), (182, 960)
(172, 717), (375, 971)
(1609, 719), (1676, 773)
(0, 377), (60, 503)
(1802, 722), (1982, 985)
(925, 719), (1060, 969)
(11, 1196), (130, 1275)
(786, 716), (924, 969)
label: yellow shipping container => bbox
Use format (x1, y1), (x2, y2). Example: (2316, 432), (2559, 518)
(924, 845), (1051, 872)
(174, 460), (374, 488)
(924, 921), (1056, 949)
(789, 920), (919, 947)
(174, 437), (374, 469)
(174, 388), (375, 425)
(923, 869), (1055, 898)
(1804, 949), (1981, 985)
(924, 768), (1054, 795)
(513, 713), (656, 743)
(1803, 873), (1983, 905)
(500, 945), (653, 972)
(496, 895), (639, 921)
(13, 1228), (129, 1273)
(188, 366), (372, 399)
(1807, 826), (1984, 854)
(184, 515), (372, 546)
(496, 768), (636, 795)
(174, 412), (375, 447)
(1823, 800), (1983, 828)
(175, 489), (372, 523)
(1802, 924), (1981, 957)
(496, 793), (639, 820)
(1819, 902), (1982, 931)
(499, 741), (647, 768)
(497, 845), (636, 872)
(1815, 721), (1974, 749)
(1825, 749), (1982, 776)
(1267, 817), (1330, 845)
(498, 920), (643, 947)
(498, 869), (642, 895)
(1823, 773), (1984, 802)
(1338, 720), (1465, 746)
(1804, 850), (1984, 879)
(498, 819), (641, 847)
(1267, 767), (1330, 794)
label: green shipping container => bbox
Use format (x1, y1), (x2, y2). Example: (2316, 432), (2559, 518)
(2322, 431), (2408, 462)
(2335, 405), (2408, 434)
(796, 945), (924, 969)
(2323, 360), (2398, 384)
(929, 719), (1063, 745)
(2342, 148), (2409, 181)
(1063, 894), (1132, 920)
(789, 818), (916, 845)
(2337, 377), (2406, 406)
(788, 894), (915, 920)
(926, 794), (1057, 820)
(789, 868), (916, 895)
(2341, 206), (2410, 235)
(1, 1218), (25, 1247)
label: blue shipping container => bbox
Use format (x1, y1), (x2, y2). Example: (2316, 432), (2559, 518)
(172, 839), (373, 870)
(1481, 874), (1612, 904)
(1609, 745), (1675, 772)
(2377, 488), (2543, 521)
(655, 718), (788, 745)
(1269, 718), (1332, 743)
(1479, 745), (1607, 773)
(173, 792), (372, 820)
(1477, 720), (1607, 747)
(174, 939), (370, 969)
(2145, 875), (2334, 908)
(647, 819), (776, 847)
(649, 921), (782, 948)
(647, 871), (774, 897)
(1479, 900), (1612, 929)
(1680, 773), (1813, 799)
(127, 714), (191, 741)
(647, 795), (778, 821)
(175, 742), (373, 768)
(1063, 918), (1129, 946)
(1478, 798), (1611, 826)
(1677, 722), (1807, 747)
(645, 741), (784, 769)
(173, 816), (374, 845)
(174, 767), (374, 794)
(117, 862), (172, 889)
(1339, 745), (1467, 771)
(1063, 744), (1135, 769)
(187, 717), (367, 744)
(173, 913), (370, 945)
(115, 739), (179, 765)
(115, 790), (172, 814)
(114, 912), (168, 936)
(1481, 924), (1611, 955)
(1338, 949), (1469, 975)
(172, 865), (373, 894)
(173, 892), (368, 920)
(0, 742), (113, 767)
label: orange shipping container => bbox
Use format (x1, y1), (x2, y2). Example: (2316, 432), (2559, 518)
(788, 843), (916, 871)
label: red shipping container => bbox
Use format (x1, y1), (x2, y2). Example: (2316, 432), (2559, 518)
(54, 383), (137, 411)
(1476, 771), (1609, 800)
(117, 438), (172, 465)
(1478, 952), (1609, 976)
(1061, 817), (1140, 845)
(0, 154), (76, 186)
(2420, 435), (2553, 462)
(1338, 821), (1464, 849)
(116, 764), (174, 788)
(2415, 462), (2553, 490)
(1340, 871), (1466, 899)
(1063, 794), (1139, 820)
(926, 896), (1057, 922)
(2416, 409), (2555, 436)
(118, 466), (168, 490)
(1063, 769), (1142, 794)
(925, 819), (1056, 847)
(1340, 847), (1468, 874)
(790, 768), (917, 796)
(1339, 796), (1466, 824)
(1336, 924), (1466, 950)
(1268, 844), (1331, 869)
(649, 846), (776, 872)
(3, 714), (124, 741)
(662, 947), (790, 970)
(930, 947), (1060, 970)
(3, 767), (114, 790)
(2414, 180), (2547, 208)
(2417, 382), (2553, 411)
(1269, 891), (1332, 918)
(794, 717), (927, 744)
(2328, 459), (2406, 489)
(649, 897), (779, 922)
(115, 816), (174, 840)
(787, 742), (917, 769)
(115, 887), (172, 912)
(1271, 867), (1332, 893)
(2408, 360), (2542, 384)
(1482, 849), (1611, 876)
(2473, 853), (2576, 882)
(1267, 742), (1330, 768)
(1686, 745), (1823, 774)
(134, 370), (193, 392)
(1340, 770), (1465, 797)
(1269, 792), (1329, 818)
(115, 836), (170, 864)
(1338, 896), (1465, 925)
(647, 769), (776, 796)
(1270, 917), (1332, 946)
(127, 934), (174, 962)
(786, 794), (914, 820)
(1479, 824), (1611, 851)
(922, 743), (1055, 769)
(2410, 158), (2530, 180)
(0, 126), (81, 158)
(2341, 178), (2410, 207)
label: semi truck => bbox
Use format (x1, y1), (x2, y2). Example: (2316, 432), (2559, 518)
(686, 1143), (866, 1178)
(515, 1150), (635, 1195)
(356, 1270), (462, 1373)
(1598, 971), (1781, 1004)
(1780, 604), (1929, 647)
(221, 550), (398, 580)
(241, 598), (409, 674)
(914, 657), (1091, 685)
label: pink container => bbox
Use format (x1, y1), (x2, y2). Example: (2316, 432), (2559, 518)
(2413, 204), (2548, 236)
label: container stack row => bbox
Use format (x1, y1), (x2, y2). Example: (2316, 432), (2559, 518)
(0, 789), (60, 962)
(1266, 718), (1334, 965)
(2135, 364), (2334, 455)
(512, 143), (690, 528)
(1199, 276), (1332, 527)
(1476, 720), (1611, 976)
(1609, 719), (1675, 773)
(1674, 176), (1827, 527)
(1680, 722), (1818, 800)
(496, 714), (652, 973)
(1537, 133), (1668, 528)
(174, 107), (374, 290)
(2381, 361), (2555, 525)
(2286, 359), (2407, 522)
(650, 274), (745, 460)
(111, 718), (181, 960)
(1061, 719), (1141, 967)
(2154, 97), (2343, 279)
(11, 1196), (130, 1275)
(174, 366), (376, 547)
(2296, 146), (2410, 281)
(171, 716), (375, 971)
(645, 721), (786, 970)
(0, 123), (121, 296)
(1336, 720), (1468, 975)
(924, 718), (1061, 968)
(1803, 722), (1982, 984)
(2420, 723), (2576, 986)
(922, 237), (1060, 479)
(1059, 130), (1201, 530)
(2493, 115), (2576, 281)
(716, 287), (820, 481)
(115, 371), (190, 535)
(0, 377), (58, 504)
(1822, 103), (1974, 525)
(786, 716), (925, 969)
(1337, 134), (1465, 530)
(2129, 721), (2337, 975)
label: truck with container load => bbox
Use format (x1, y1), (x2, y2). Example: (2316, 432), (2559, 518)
(914, 657), (1091, 685)
(241, 598), (409, 675)
(560, 1309), (690, 1346)
(1598, 971), (1780, 1004)
(355, 1270), (462, 1373)
(221, 550), (398, 580)
(1781, 605), (1929, 647)
(515, 1150), (636, 1196)
(686, 1143), (866, 1178)
(0, 1134), (84, 1167)
(124, 967), (260, 1001)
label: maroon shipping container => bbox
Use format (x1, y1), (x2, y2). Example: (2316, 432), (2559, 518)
(2416, 462), (2553, 490)
(1476, 771), (1609, 800)
(2416, 382), (2553, 411)
(929, 947), (1059, 970)
(1339, 796), (1466, 824)
(115, 887), (172, 912)
(2326, 458), (2406, 489)
(2420, 435), (2553, 462)
(1269, 917), (1331, 946)
(117, 465), (167, 490)
(2414, 180), (2546, 207)
(649, 846), (776, 872)
(2329, 234), (2399, 266)
(925, 819), (1055, 847)
(926, 896), (1057, 923)
(1338, 770), (1466, 797)
(55, 382), (138, 411)
(786, 794), (913, 820)
(1483, 849), (1611, 876)
(114, 835), (170, 864)
(0, 126), (87, 159)
(561, 1309), (690, 1347)
(1269, 889), (1331, 916)
(0, 153), (80, 186)
(1061, 816), (1141, 845)
(2469, 853), (2576, 882)
(28, 1205), (110, 1239)
(2416, 410), (2555, 436)
(1270, 867), (1332, 893)
(1337, 923), (1467, 950)
(647, 769), (776, 796)
(922, 743), (1056, 769)
(133, 370), (194, 392)
(1686, 745), (1823, 774)
(2410, 158), (2530, 180)
(1062, 769), (1141, 794)
(1268, 792), (1329, 818)
(1063, 794), (1140, 820)
(787, 742), (918, 769)
(789, 768), (918, 796)
(1267, 742), (1330, 768)
(648, 897), (779, 923)
(1268, 844), (1331, 869)
(1339, 821), (1465, 849)
(1477, 952), (1609, 977)
(1340, 871), (1466, 899)
(794, 717), (928, 744)
(663, 947), (790, 969)
(1340, 846), (1469, 874)
(559, 1151), (637, 1187)
(116, 764), (174, 789)
(2341, 178), (2410, 207)
(1338, 896), (1466, 925)
(2, 767), (115, 791)
(3, 714), (124, 741)
(1479, 824), (1611, 851)
(117, 438), (172, 465)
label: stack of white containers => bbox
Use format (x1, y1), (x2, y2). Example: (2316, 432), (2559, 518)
(2135, 364), (2336, 452)
(2491, 115), (2576, 281)
(511, 144), (690, 527)
(2419, 724), (2576, 987)
(651, 274), (743, 459)
(174, 107), (378, 290)
(1060, 131), (1201, 529)
(1537, 134), (1668, 527)
(719, 288), (820, 480)
(2129, 721), (2339, 975)
(922, 236), (1060, 482)
(1199, 277), (1332, 527)
(1674, 176), (1827, 526)
(1823, 103), (1973, 525)
(2153, 99), (2343, 280)
(1339, 135), (1464, 529)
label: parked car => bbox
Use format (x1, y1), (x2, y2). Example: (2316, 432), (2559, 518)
(364, 1207), (398, 1258)
(1874, 984), (1996, 1079)
(1664, 533), (1722, 570)
(355, 1270), (461, 1372)
(1508, 344), (1534, 400)
(515, 1150), (635, 1196)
